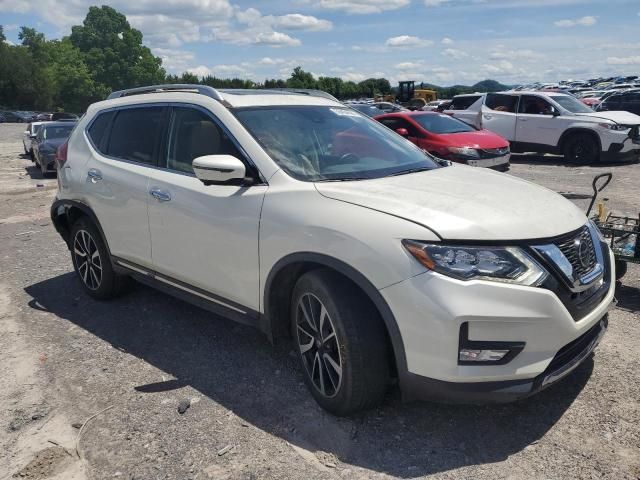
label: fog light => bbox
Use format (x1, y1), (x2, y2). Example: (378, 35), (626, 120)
(459, 349), (509, 362)
(458, 322), (525, 365)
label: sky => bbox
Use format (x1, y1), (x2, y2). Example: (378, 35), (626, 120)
(1, 0), (640, 86)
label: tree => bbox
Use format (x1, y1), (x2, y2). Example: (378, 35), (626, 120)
(0, 25), (5, 43)
(70, 6), (165, 92)
(287, 67), (317, 89)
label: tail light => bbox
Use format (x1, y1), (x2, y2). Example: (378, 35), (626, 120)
(55, 141), (68, 169)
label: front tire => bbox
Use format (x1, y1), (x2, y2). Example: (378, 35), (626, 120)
(70, 218), (129, 300)
(291, 270), (390, 416)
(563, 133), (600, 163)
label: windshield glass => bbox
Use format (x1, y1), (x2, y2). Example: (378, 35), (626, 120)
(412, 114), (475, 134)
(45, 125), (74, 139)
(553, 95), (593, 113)
(350, 104), (384, 117)
(235, 106), (439, 181)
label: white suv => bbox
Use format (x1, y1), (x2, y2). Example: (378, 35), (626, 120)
(51, 85), (615, 415)
(446, 91), (640, 163)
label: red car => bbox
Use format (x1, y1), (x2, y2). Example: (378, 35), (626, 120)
(375, 111), (511, 170)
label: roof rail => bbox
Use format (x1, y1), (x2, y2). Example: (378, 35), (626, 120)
(267, 88), (339, 102)
(107, 84), (225, 102)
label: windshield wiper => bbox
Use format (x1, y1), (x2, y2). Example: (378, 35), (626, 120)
(388, 167), (433, 177)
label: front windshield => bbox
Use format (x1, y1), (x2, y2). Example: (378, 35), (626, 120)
(553, 95), (593, 113)
(351, 104), (384, 117)
(45, 125), (74, 139)
(235, 106), (439, 181)
(412, 113), (475, 134)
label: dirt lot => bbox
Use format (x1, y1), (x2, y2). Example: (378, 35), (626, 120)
(1, 122), (639, 480)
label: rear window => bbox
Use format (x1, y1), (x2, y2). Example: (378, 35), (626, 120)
(44, 125), (74, 139)
(87, 111), (115, 152)
(106, 107), (165, 165)
(450, 95), (481, 110)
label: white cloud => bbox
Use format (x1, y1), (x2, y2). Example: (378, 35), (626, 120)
(442, 48), (468, 59)
(424, 0), (449, 6)
(258, 57), (285, 65)
(274, 13), (332, 31)
(315, 0), (410, 14)
(187, 65), (213, 77)
(441, 37), (454, 44)
(385, 35), (433, 48)
(607, 56), (640, 65)
(395, 61), (424, 70)
(554, 15), (596, 27)
(490, 48), (542, 60)
(153, 47), (195, 72)
(254, 31), (301, 47)
(187, 62), (252, 78)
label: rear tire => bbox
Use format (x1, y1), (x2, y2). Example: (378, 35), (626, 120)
(563, 133), (600, 163)
(70, 218), (130, 300)
(291, 269), (390, 416)
(615, 260), (627, 280)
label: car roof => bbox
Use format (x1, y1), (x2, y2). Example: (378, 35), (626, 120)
(102, 85), (342, 109)
(42, 121), (78, 128)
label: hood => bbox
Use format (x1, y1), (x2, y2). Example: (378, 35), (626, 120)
(40, 138), (66, 150)
(575, 110), (640, 125)
(315, 166), (586, 241)
(438, 129), (509, 149)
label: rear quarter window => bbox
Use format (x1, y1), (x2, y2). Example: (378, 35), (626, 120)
(450, 95), (481, 110)
(87, 111), (115, 153)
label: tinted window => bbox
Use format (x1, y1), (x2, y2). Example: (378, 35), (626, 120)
(88, 111), (115, 151)
(518, 95), (557, 115)
(485, 94), (518, 113)
(107, 107), (165, 164)
(235, 106), (438, 182)
(412, 114), (475, 134)
(166, 108), (243, 174)
(450, 96), (481, 110)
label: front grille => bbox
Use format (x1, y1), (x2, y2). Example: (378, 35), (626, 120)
(555, 227), (597, 279)
(478, 147), (510, 158)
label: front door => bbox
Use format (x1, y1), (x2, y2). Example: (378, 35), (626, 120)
(146, 105), (267, 312)
(515, 95), (564, 147)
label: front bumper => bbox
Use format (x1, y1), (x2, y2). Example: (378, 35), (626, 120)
(466, 153), (511, 169)
(380, 245), (615, 403)
(401, 316), (608, 403)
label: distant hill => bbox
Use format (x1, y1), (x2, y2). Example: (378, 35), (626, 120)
(471, 79), (510, 92)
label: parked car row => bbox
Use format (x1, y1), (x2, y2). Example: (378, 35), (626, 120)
(23, 120), (77, 176)
(1, 110), (79, 123)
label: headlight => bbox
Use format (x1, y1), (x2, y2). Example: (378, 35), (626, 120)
(402, 241), (548, 286)
(446, 146), (480, 159)
(598, 122), (630, 132)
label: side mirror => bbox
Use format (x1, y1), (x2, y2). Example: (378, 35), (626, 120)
(551, 108), (561, 117)
(193, 155), (246, 186)
(24, 130), (30, 135)
(395, 128), (410, 137)
(30, 133), (38, 138)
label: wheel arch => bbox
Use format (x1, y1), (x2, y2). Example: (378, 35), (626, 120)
(261, 252), (408, 378)
(51, 199), (111, 255)
(558, 127), (602, 153)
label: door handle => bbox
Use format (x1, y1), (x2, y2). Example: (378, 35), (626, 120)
(519, 118), (528, 122)
(149, 188), (171, 202)
(483, 114), (493, 119)
(87, 168), (103, 183)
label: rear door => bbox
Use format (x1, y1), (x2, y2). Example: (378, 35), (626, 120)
(146, 104), (267, 313)
(446, 95), (483, 127)
(480, 93), (518, 141)
(83, 105), (166, 268)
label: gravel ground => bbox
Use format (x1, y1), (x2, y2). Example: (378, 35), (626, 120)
(1, 123), (639, 480)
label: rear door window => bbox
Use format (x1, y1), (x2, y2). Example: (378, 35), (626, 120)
(106, 107), (166, 165)
(485, 94), (518, 113)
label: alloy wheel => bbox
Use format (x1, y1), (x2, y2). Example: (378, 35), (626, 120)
(73, 230), (102, 290)
(295, 293), (343, 398)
